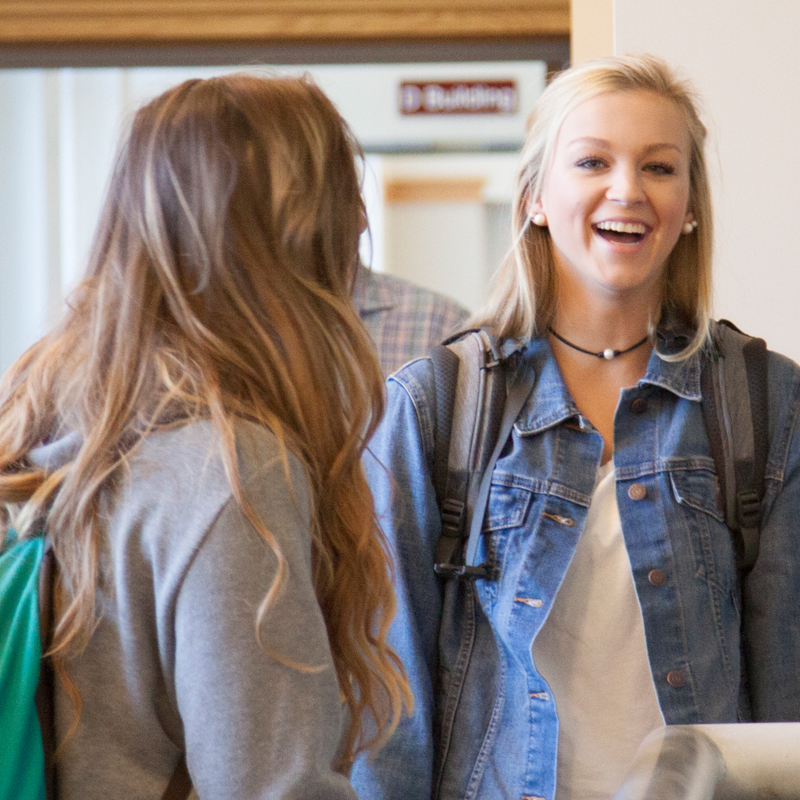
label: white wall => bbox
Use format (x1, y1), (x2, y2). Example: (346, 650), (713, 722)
(614, 0), (800, 364)
(0, 72), (56, 370)
(0, 69), (130, 373)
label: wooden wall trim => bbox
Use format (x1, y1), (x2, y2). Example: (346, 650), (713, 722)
(385, 178), (486, 204)
(0, 1), (569, 45)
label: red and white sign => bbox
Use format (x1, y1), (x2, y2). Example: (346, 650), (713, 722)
(399, 80), (518, 116)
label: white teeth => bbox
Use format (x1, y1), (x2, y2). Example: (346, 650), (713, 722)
(595, 220), (647, 234)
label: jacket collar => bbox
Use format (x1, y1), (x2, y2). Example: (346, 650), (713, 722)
(644, 314), (703, 401)
(508, 317), (703, 436)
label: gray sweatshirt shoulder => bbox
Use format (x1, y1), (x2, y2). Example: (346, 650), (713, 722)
(53, 421), (355, 800)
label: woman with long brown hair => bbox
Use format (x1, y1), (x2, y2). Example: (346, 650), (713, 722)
(0, 73), (411, 798)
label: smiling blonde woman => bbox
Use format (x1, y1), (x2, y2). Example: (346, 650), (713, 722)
(351, 55), (800, 800)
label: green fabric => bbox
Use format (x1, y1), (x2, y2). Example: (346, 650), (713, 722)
(0, 534), (46, 800)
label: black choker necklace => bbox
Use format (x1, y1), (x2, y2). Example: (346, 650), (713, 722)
(548, 327), (651, 361)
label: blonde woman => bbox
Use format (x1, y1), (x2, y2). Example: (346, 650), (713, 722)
(351, 55), (800, 800)
(0, 74), (410, 799)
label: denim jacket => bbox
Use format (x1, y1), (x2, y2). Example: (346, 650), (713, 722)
(352, 330), (800, 800)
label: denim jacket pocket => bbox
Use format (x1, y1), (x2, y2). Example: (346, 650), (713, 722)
(669, 467), (724, 523)
(479, 476), (536, 609)
(668, 465), (743, 695)
(483, 476), (535, 533)
(668, 466), (738, 597)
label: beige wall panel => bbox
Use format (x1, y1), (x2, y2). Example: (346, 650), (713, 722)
(570, 0), (613, 64)
(0, 1), (569, 44)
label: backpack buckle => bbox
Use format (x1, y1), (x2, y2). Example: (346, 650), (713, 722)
(736, 490), (761, 530)
(433, 562), (493, 581)
(440, 498), (464, 532)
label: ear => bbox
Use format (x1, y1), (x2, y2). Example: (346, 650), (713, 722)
(526, 194), (545, 219)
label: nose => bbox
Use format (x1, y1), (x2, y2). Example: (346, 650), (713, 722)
(606, 164), (646, 205)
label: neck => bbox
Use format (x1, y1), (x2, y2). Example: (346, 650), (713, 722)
(549, 290), (657, 387)
(552, 279), (661, 354)
(549, 315), (654, 354)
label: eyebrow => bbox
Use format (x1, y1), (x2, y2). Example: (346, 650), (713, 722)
(567, 137), (684, 154)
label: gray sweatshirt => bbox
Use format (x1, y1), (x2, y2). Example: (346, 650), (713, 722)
(30, 421), (356, 800)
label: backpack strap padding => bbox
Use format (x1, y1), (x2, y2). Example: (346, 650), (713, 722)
(704, 320), (769, 570)
(735, 333), (769, 568)
(432, 331), (506, 576)
(431, 343), (460, 512)
(742, 335), (769, 503)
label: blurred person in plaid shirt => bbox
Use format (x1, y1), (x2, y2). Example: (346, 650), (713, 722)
(353, 263), (470, 375)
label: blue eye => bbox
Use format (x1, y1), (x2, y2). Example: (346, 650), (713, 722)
(575, 157), (607, 170)
(645, 162), (676, 176)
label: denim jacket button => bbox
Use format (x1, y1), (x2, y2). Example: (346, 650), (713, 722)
(630, 397), (648, 414)
(628, 483), (647, 501)
(667, 669), (686, 688)
(648, 569), (667, 587)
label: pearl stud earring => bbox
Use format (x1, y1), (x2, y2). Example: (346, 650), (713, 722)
(532, 213), (547, 226)
(682, 219), (698, 235)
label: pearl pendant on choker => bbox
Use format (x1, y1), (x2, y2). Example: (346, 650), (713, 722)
(549, 328), (652, 360)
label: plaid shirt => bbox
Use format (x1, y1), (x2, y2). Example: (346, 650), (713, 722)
(353, 266), (470, 376)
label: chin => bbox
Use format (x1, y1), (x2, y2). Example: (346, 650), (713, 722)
(593, 272), (662, 299)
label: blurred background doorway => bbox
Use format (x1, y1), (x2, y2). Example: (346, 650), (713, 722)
(0, 3), (568, 371)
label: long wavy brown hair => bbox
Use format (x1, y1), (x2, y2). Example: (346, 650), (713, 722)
(0, 73), (411, 768)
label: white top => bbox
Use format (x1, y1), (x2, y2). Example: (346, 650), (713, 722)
(532, 462), (664, 800)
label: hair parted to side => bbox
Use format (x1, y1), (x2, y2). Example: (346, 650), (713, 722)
(0, 73), (411, 768)
(475, 54), (713, 358)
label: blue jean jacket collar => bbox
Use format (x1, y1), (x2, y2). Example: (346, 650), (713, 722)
(511, 320), (702, 436)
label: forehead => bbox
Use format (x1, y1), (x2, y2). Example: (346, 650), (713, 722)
(555, 89), (690, 155)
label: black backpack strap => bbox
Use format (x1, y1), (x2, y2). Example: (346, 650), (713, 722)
(701, 320), (769, 571)
(430, 343), (460, 514)
(36, 541), (57, 800)
(431, 330), (508, 580)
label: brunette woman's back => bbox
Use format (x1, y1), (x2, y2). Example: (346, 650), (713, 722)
(0, 73), (410, 799)
(40, 422), (350, 799)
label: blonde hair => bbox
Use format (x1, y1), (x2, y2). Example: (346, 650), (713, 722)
(0, 73), (410, 767)
(475, 54), (713, 357)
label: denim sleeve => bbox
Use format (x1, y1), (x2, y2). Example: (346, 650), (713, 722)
(351, 359), (443, 800)
(743, 351), (800, 720)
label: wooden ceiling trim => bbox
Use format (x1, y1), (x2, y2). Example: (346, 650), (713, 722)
(0, 1), (569, 45)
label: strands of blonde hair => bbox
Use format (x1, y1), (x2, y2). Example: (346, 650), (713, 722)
(0, 73), (411, 768)
(473, 54), (713, 360)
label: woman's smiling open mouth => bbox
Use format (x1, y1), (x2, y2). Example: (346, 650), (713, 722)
(594, 220), (648, 244)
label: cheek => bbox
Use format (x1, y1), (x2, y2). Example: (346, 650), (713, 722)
(661, 190), (691, 229)
(546, 205), (586, 248)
